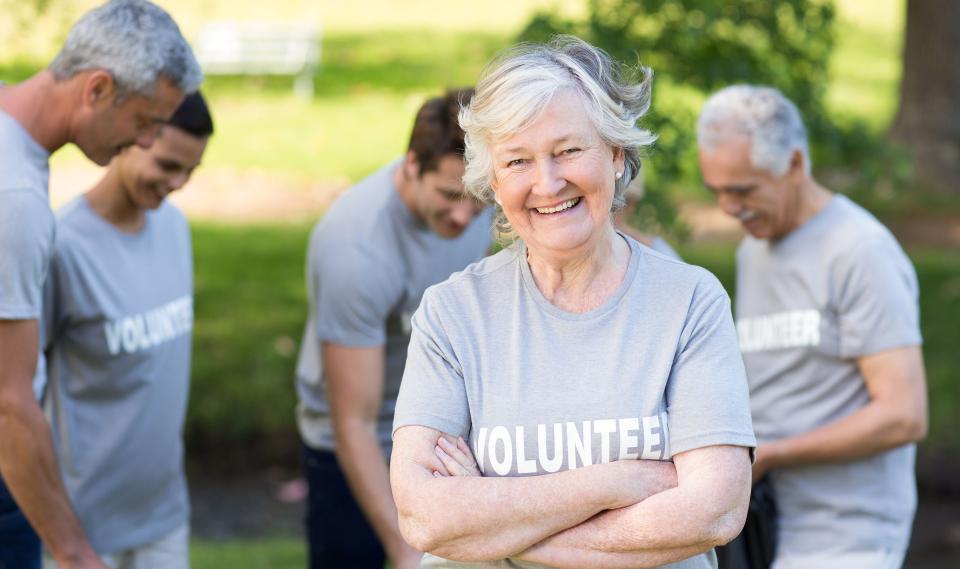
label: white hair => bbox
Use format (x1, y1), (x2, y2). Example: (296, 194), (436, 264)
(459, 35), (656, 236)
(50, 0), (202, 98)
(696, 85), (810, 177)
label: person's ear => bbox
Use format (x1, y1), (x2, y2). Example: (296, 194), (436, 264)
(612, 146), (626, 173)
(404, 150), (421, 179)
(82, 70), (116, 110)
(788, 149), (806, 178)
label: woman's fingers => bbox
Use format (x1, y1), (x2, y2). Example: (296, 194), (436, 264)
(434, 444), (461, 476)
(435, 436), (481, 476)
(432, 446), (452, 477)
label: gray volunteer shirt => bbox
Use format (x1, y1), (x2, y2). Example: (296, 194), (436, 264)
(736, 195), (922, 557)
(394, 236), (756, 569)
(43, 197), (193, 554)
(295, 159), (492, 456)
(0, 108), (53, 400)
(650, 236), (681, 261)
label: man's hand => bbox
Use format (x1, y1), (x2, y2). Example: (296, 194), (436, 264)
(0, 319), (106, 569)
(56, 551), (110, 569)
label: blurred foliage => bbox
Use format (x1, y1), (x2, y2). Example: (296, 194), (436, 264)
(188, 222), (311, 466)
(519, 0), (910, 236)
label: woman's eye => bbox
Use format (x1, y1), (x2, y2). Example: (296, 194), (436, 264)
(507, 158), (527, 168)
(562, 148), (582, 156)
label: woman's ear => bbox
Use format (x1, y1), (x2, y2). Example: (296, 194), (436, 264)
(613, 146), (626, 174)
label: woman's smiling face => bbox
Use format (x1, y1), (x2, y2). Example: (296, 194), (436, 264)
(490, 90), (624, 258)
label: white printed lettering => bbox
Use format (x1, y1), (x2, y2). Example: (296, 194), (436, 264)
(537, 423), (563, 473)
(489, 426), (512, 476)
(515, 426), (537, 474)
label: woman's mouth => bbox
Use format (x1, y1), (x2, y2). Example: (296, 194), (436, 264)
(535, 197), (581, 215)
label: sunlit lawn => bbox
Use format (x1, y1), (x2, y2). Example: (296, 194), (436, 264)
(191, 538), (305, 569)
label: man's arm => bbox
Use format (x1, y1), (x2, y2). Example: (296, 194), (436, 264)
(753, 345), (927, 481)
(324, 343), (421, 569)
(0, 319), (106, 569)
(517, 445), (752, 569)
(391, 425), (678, 562)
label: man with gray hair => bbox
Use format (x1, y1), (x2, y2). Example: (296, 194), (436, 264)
(697, 85), (928, 568)
(0, 2), (201, 568)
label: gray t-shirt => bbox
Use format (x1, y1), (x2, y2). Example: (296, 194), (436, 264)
(0, 108), (53, 401)
(650, 236), (681, 261)
(295, 160), (492, 456)
(394, 236), (756, 569)
(42, 197), (193, 554)
(735, 195), (922, 556)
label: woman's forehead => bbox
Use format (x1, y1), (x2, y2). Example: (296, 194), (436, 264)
(491, 93), (599, 152)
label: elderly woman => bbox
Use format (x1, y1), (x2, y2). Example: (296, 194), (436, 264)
(390, 36), (755, 569)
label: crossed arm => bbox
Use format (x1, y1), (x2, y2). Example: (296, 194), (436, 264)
(0, 319), (106, 569)
(391, 425), (751, 567)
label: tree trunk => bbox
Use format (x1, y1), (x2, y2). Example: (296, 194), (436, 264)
(889, 0), (960, 195)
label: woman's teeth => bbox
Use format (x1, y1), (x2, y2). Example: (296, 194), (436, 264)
(536, 197), (580, 214)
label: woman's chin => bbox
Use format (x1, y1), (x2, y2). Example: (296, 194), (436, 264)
(525, 226), (599, 258)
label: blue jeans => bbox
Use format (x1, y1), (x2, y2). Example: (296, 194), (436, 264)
(0, 472), (41, 569)
(302, 444), (386, 569)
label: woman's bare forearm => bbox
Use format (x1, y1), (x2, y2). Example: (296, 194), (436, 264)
(518, 445), (751, 567)
(391, 426), (677, 562)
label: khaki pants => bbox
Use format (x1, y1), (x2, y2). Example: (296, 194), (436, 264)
(44, 523), (189, 569)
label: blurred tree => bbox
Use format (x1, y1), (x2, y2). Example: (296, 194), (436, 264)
(519, 0), (840, 234)
(890, 0), (960, 196)
(520, 1), (918, 229)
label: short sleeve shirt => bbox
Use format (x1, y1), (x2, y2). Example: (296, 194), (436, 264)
(0, 108), (53, 321)
(736, 195), (922, 556)
(394, 235), (756, 569)
(43, 197), (193, 553)
(294, 160), (492, 455)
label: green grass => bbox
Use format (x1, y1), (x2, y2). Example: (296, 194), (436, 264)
(191, 538), (305, 569)
(187, 222), (311, 459)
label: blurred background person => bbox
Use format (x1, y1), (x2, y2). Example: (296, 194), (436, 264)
(293, 88), (491, 569)
(391, 36), (755, 568)
(41, 92), (212, 569)
(697, 85), (928, 569)
(0, 1), (200, 568)
(613, 169), (681, 260)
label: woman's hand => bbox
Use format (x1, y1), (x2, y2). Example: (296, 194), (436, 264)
(433, 435), (482, 477)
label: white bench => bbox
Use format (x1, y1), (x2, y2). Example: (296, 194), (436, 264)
(194, 22), (321, 98)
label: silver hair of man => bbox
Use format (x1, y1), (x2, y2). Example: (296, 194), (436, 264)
(459, 35), (656, 235)
(696, 85), (811, 177)
(49, 0), (202, 99)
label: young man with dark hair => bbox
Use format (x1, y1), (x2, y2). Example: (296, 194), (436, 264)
(41, 92), (212, 569)
(294, 88), (491, 569)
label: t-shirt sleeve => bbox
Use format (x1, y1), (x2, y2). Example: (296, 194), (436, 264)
(392, 288), (470, 438)
(835, 237), (921, 358)
(310, 243), (403, 347)
(666, 273), (757, 457)
(0, 190), (55, 320)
